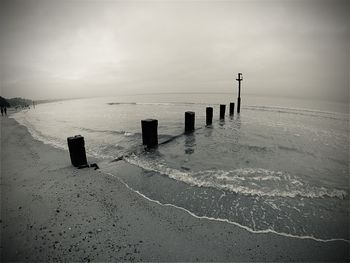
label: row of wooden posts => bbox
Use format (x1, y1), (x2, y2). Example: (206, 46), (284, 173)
(68, 72), (244, 167)
(142, 101), (239, 148)
(67, 101), (240, 167)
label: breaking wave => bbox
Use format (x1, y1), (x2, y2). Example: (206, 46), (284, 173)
(125, 154), (348, 200)
(77, 127), (137, 137)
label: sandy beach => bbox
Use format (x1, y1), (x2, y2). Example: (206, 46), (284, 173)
(1, 116), (349, 262)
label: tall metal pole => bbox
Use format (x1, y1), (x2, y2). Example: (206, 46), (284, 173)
(236, 73), (243, 113)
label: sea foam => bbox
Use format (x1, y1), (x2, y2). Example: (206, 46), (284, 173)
(125, 154), (348, 199)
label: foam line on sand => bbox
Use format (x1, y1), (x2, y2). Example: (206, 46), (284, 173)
(102, 170), (350, 244)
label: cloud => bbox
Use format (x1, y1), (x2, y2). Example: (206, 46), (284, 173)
(0, 0), (348, 102)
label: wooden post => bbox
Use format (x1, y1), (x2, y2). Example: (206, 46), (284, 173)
(185, 111), (195, 133)
(220, 104), (226, 119)
(236, 73), (243, 113)
(141, 119), (158, 147)
(67, 135), (88, 167)
(206, 107), (213, 126)
(229, 102), (235, 116)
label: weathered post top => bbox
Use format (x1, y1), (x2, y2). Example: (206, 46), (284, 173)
(141, 119), (158, 148)
(67, 135), (88, 167)
(236, 72), (243, 98)
(206, 107), (213, 126)
(185, 111), (195, 133)
(220, 104), (226, 120)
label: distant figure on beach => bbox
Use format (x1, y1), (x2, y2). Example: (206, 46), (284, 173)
(1, 107), (3, 116)
(4, 107), (7, 116)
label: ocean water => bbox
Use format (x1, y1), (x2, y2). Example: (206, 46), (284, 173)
(12, 94), (349, 242)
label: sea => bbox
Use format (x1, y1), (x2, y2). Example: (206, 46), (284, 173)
(12, 93), (349, 242)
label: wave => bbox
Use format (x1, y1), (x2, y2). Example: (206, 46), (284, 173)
(104, 171), (350, 243)
(108, 101), (214, 107)
(11, 114), (67, 151)
(108, 102), (175, 106)
(77, 127), (138, 137)
(76, 127), (186, 143)
(246, 105), (348, 121)
(124, 154), (348, 199)
(107, 102), (137, 105)
(106, 101), (348, 121)
(245, 144), (270, 153)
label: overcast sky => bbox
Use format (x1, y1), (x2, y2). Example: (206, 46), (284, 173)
(0, 0), (348, 102)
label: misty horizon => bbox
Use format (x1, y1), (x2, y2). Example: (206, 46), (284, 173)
(1, 0), (348, 103)
(7, 91), (349, 105)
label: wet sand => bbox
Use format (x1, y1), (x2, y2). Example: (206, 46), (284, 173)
(1, 117), (349, 261)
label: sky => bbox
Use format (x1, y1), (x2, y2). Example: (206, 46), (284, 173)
(0, 0), (348, 102)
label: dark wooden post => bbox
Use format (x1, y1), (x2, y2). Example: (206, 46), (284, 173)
(141, 119), (158, 147)
(185, 111), (195, 133)
(237, 98), (241, 114)
(229, 102), (235, 116)
(67, 135), (88, 167)
(206, 107), (213, 126)
(220, 104), (226, 119)
(236, 72), (243, 113)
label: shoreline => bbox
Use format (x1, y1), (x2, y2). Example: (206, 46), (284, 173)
(1, 117), (349, 261)
(109, 169), (350, 244)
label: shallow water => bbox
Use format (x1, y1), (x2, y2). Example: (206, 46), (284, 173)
(12, 94), (349, 241)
